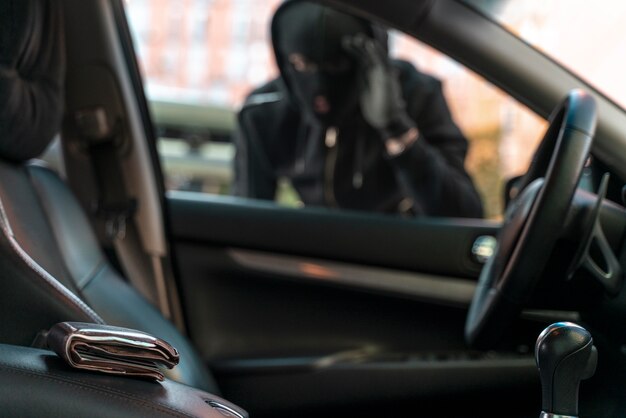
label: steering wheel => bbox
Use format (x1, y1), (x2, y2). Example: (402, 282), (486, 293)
(465, 89), (597, 348)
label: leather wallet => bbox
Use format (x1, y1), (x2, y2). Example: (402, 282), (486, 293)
(46, 322), (179, 381)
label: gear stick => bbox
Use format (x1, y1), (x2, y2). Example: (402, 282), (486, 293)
(535, 322), (597, 418)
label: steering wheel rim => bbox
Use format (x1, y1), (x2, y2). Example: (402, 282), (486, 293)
(465, 89), (597, 348)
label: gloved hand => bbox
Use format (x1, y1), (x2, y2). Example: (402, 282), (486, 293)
(343, 33), (416, 141)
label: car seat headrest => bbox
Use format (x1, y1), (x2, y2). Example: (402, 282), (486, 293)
(0, 0), (65, 163)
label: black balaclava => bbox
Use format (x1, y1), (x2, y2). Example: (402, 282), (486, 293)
(272, 2), (372, 125)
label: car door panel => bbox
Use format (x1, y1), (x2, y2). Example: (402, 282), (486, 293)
(166, 192), (539, 414)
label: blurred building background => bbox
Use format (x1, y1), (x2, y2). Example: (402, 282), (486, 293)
(126, 0), (282, 107)
(128, 0), (625, 219)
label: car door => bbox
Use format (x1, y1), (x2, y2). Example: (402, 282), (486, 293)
(121, 0), (549, 415)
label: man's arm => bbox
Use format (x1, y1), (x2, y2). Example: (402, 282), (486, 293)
(386, 79), (483, 218)
(344, 37), (482, 218)
(232, 108), (277, 200)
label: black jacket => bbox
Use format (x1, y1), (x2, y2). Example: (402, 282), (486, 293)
(234, 60), (483, 218)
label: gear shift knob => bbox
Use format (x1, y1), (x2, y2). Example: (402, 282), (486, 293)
(535, 322), (597, 418)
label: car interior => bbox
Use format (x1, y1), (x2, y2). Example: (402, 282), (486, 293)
(1, 0), (626, 417)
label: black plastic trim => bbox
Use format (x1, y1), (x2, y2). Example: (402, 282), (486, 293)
(167, 192), (498, 278)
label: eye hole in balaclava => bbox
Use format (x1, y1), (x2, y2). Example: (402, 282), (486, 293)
(272, 2), (372, 125)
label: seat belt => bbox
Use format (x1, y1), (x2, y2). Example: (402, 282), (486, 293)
(74, 107), (137, 242)
(73, 107), (172, 320)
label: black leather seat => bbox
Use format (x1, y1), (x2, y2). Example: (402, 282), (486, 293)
(0, 0), (218, 393)
(0, 344), (242, 418)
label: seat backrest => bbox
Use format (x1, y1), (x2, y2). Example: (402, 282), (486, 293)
(0, 0), (218, 393)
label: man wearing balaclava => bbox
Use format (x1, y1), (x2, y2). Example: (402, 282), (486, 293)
(233, 1), (483, 218)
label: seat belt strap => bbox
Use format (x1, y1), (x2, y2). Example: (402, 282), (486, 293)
(71, 106), (174, 321)
(74, 107), (136, 241)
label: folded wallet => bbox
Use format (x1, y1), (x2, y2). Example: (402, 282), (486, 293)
(47, 322), (180, 381)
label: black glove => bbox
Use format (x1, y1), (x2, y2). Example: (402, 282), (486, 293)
(343, 33), (415, 140)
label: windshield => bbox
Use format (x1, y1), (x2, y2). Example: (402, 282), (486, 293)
(464, 0), (626, 109)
